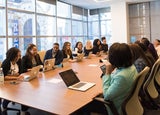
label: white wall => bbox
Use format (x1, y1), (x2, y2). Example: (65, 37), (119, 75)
(110, 1), (129, 43)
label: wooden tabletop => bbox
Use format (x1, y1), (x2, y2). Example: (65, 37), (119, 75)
(0, 55), (108, 115)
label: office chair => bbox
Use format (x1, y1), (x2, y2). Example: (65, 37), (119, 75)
(142, 59), (160, 109)
(121, 67), (150, 115)
(1, 99), (20, 115)
(38, 50), (46, 62)
(94, 67), (150, 115)
(153, 59), (160, 93)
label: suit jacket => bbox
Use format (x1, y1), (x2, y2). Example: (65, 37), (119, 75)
(44, 49), (63, 65)
(62, 50), (73, 59)
(22, 54), (43, 73)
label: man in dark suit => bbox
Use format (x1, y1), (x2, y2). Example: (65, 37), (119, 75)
(44, 43), (63, 65)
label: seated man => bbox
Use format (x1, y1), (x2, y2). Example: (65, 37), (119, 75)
(44, 43), (63, 65)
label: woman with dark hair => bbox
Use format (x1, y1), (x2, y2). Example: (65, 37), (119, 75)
(2, 47), (22, 79)
(102, 43), (138, 115)
(1, 47), (29, 115)
(92, 39), (102, 55)
(62, 42), (73, 59)
(137, 42), (155, 67)
(22, 43), (43, 72)
(73, 41), (83, 57)
(129, 43), (153, 73)
(141, 37), (158, 60)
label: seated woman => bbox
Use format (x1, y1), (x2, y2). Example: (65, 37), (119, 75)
(84, 40), (93, 56)
(129, 43), (153, 73)
(141, 37), (158, 60)
(62, 42), (75, 62)
(102, 43), (138, 115)
(1, 47), (29, 115)
(73, 41), (83, 57)
(22, 44), (43, 72)
(92, 39), (102, 55)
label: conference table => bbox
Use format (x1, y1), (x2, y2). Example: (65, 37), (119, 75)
(0, 55), (108, 115)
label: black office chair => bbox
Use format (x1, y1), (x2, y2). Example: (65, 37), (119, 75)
(94, 67), (150, 115)
(1, 99), (20, 115)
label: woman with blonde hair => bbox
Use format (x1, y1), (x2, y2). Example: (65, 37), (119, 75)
(84, 40), (93, 56)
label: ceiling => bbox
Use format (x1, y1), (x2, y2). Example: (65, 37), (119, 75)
(59, 0), (156, 9)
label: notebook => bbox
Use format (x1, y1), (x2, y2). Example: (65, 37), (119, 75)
(76, 53), (84, 62)
(59, 69), (95, 91)
(23, 65), (41, 82)
(43, 58), (55, 72)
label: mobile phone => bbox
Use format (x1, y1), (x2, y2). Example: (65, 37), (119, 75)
(100, 64), (106, 74)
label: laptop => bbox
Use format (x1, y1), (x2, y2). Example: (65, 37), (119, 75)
(62, 58), (70, 68)
(59, 69), (95, 91)
(43, 58), (55, 72)
(23, 65), (41, 82)
(76, 53), (84, 62)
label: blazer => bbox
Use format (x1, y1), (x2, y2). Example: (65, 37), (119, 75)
(84, 47), (92, 56)
(2, 59), (22, 76)
(92, 46), (100, 54)
(44, 49), (63, 65)
(22, 54), (43, 73)
(62, 50), (73, 59)
(101, 44), (108, 53)
(102, 65), (138, 115)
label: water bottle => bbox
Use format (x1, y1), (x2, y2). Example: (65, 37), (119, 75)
(0, 68), (4, 84)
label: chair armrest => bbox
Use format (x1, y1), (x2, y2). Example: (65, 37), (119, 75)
(93, 97), (119, 115)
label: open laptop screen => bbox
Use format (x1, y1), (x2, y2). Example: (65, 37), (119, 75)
(59, 69), (80, 87)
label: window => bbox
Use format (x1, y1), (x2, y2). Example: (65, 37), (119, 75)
(0, 9), (6, 36)
(129, 3), (150, 41)
(57, 18), (71, 36)
(57, 37), (72, 49)
(37, 37), (57, 51)
(0, 1), (89, 61)
(72, 21), (83, 36)
(37, 15), (56, 36)
(88, 21), (99, 38)
(7, 0), (35, 12)
(0, 38), (6, 61)
(0, 0), (5, 6)
(36, 0), (56, 15)
(8, 37), (36, 56)
(8, 10), (35, 36)
(57, 1), (71, 18)
(72, 6), (83, 20)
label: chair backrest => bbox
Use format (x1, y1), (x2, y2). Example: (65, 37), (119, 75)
(38, 50), (46, 62)
(122, 67), (150, 115)
(153, 59), (160, 89)
(143, 59), (160, 100)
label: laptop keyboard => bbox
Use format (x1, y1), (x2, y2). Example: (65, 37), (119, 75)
(73, 82), (86, 88)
